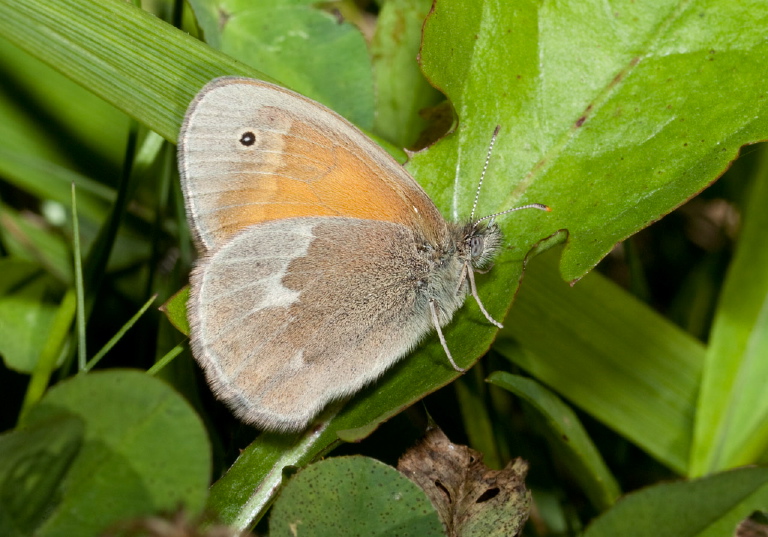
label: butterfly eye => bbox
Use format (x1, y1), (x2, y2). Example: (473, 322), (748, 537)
(239, 131), (256, 146)
(470, 235), (484, 259)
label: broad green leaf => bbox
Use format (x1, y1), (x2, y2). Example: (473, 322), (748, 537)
(404, 0), (768, 483)
(488, 372), (621, 511)
(188, 0), (375, 129)
(0, 259), (61, 373)
(583, 467), (768, 537)
(410, 0), (768, 282)
(0, 416), (84, 537)
(498, 248), (704, 474)
(268, 456), (444, 537)
(19, 370), (211, 537)
(690, 147), (768, 475)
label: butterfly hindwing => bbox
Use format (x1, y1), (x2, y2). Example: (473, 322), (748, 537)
(188, 216), (450, 431)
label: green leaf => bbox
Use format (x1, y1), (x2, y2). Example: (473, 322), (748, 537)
(268, 456), (444, 537)
(20, 290), (77, 416)
(19, 370), (211, 537)
(0, 416), (84, 537)
(583, 467), (768, 537)
(0, 0), (260, 143)
(370, 0), (442, 148)
(161, 286), (190, 336)
(488, 372), (621, 511)
(188, 0), (375, 129)
(0, 150), (114, 228)
(410, 0), (768, 282)
(0, 35), (128, 174)
(498, 248), (704, 474)
(690, 146), (768, 475)
(0, 259), (61, 373)
(0, 204), (73, 283)
(205, 426), (342, 529)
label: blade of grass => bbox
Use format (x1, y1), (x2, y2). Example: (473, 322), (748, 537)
(454, 363), (503, 470)
(690, 145), (768, 475)
(18, 289), (76, 419)
(0, 35), (129, 176)
(489, 372), (621, 511)
(147, 341), (186, 376)
(498, 248), (705, 474)
(54, 124), (143, 378)
(0, 202), (73, 283)
(144, 143), (174, 299)
(81, 124), (139, 315)
(84, 294), (158, 372)
(71, 183), (86, 372)
(0, 0), (271, 143)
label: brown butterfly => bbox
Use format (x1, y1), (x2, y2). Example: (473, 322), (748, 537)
(178, 77), (547, 431)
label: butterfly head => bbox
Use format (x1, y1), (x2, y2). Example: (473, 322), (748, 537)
(462, 219), (503, 271)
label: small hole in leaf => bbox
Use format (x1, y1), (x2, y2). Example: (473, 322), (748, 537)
(435, 480), (452, 502)
(476, 487), (500, 503)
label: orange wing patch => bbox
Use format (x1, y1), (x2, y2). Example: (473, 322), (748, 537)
(180, 78), (447, 252)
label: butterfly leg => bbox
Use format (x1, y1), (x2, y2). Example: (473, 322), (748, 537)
(466, 266), (503, 328)
(429, 299), (466, 373)
(454, 261), (469, 295)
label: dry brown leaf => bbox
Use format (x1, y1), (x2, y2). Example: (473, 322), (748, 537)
(736, 517), (768, 537)
(398, 428), (531, 537)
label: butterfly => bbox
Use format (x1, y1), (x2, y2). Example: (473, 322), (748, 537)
(178, 77), (547, 431)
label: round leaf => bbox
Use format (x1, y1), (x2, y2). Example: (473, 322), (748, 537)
(269, 456), (444, 537)
(20, 370), (211, 537)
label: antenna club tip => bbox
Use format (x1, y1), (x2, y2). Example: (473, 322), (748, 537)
(493, 125), (501, 135)
(521, 203), (551, 212)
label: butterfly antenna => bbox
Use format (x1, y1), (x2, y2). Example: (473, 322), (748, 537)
(474, 203), (551, 227)
(470, 125), (501, 222)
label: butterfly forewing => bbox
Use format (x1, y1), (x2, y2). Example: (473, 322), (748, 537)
(179, 77), (447, 253)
